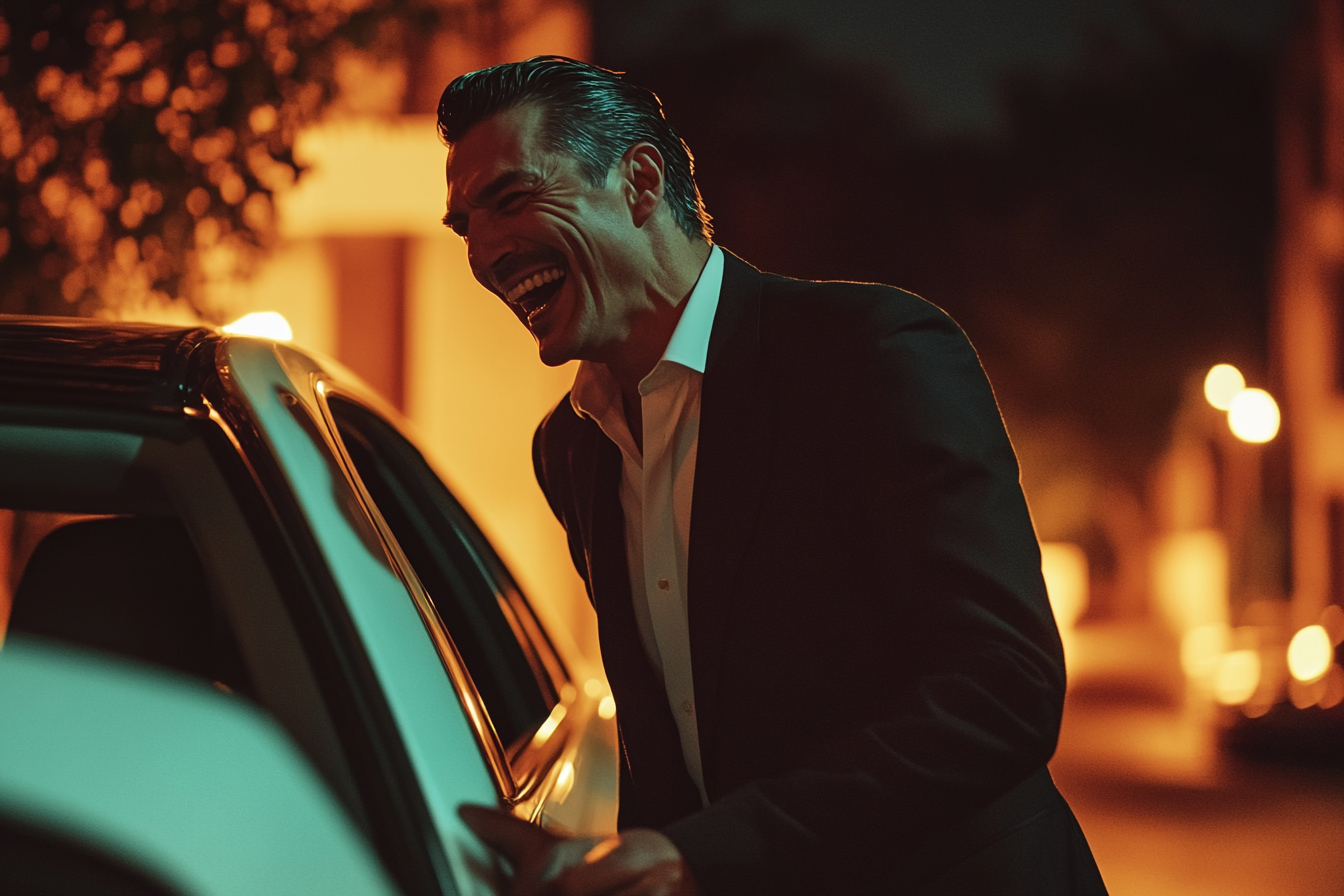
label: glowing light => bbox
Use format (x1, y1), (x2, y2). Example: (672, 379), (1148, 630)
(1040, 542), (1089, 630)
(222, 311), (292, 341)
(1204, 364), (1245, 410)
(1320, 604), (1344, 645)
(1321, 665), (1344, 710)
(1227, 388), (1280, 443)
(583, 678), (604, 699)
(1287, 625), (1333, 683)
(1181, 623), (1229, 681)
(530, 702), (567, 749)
(551, 760), (576, 804)
(1213, 649), (1260, 705)
(597, 695), (616, 720)
(1153, 530), (1228, 638)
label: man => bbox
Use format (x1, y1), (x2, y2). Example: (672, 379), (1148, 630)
(439, 56), (1105, 895)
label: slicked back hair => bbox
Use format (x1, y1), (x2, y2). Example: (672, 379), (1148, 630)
(437, 56), (712, 242)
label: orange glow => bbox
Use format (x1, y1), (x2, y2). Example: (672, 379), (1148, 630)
(552, 759), (576, 804)
(1227, 388), (1280, 443)
(1153, 530), (1228, 641)
(583, 678), (604, 699)
(530, 702), (567, 748)
(1321, 665), (1344, 710)
(1181, 623), (1229, 681)
(1213, 649), (1260, 705)
(597, 696), (616, 720)
(1287, 624), (1332, 683)
(222, 311), (293, 341)
(1320, 604), (1344, 645)
(1041, 542), (1089, 629)
(1203, 363), (1245, 410)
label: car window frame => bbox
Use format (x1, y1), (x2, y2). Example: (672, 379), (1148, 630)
(311, 377), (577, 808)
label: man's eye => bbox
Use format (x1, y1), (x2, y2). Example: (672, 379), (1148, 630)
(498, 191), (527, 211)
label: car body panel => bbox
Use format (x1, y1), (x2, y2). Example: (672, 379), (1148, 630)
(0, 634), (397, 896)
(219, 336), (500, 895)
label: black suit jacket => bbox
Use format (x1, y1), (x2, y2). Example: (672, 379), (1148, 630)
(533, 252), (1102, 894)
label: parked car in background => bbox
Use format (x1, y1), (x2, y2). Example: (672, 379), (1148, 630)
(0, 314), (618, 896)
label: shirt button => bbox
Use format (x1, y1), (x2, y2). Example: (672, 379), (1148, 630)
(657, 577), (670, 591)
(681, 699), (694, 715)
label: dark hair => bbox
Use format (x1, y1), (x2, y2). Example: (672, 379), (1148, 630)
(437, 56), (712, 242)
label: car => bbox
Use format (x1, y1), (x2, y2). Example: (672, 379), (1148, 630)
(0, 313), (618, 896)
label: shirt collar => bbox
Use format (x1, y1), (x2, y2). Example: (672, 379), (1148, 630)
(571, 245), (723, 419)
(660, 244), (723, 376)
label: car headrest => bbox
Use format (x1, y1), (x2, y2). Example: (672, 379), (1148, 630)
(8, 516), (219, 682)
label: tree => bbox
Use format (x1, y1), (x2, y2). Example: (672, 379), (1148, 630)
(0, 0), (436, 319)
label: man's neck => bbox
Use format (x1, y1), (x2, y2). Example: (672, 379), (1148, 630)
(606, 238), (713, 453)
(606, 239), (712, 394)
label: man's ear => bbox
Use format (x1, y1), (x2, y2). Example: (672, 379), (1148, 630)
(622, 142), (666, 228)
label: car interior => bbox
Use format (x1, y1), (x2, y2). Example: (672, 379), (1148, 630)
(0, 412), (367, 831)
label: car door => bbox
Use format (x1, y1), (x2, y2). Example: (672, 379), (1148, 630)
(310, 378), (618, 837)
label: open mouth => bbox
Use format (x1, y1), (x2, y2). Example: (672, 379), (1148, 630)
(505, 267), (566, 325)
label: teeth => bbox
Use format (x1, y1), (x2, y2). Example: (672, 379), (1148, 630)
(506, 267), (564, 303)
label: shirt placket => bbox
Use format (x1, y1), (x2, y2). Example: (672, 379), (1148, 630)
(640, 375), (708, 805)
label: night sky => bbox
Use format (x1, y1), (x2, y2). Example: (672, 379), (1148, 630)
(596, 0), (1292, 133)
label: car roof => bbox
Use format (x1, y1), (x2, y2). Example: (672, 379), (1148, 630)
(0, 314), (218, 415)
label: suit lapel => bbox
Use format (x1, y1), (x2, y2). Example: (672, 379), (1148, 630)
(688, 250), (773, 787)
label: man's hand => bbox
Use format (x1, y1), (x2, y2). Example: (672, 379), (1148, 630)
(459, 804), (698, 896)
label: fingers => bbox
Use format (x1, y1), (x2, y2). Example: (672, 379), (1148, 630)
(459, 804), (558, 867)
(549, 830), (696, 896)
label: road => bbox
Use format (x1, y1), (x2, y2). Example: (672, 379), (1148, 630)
(1050, 622), (1344, 896)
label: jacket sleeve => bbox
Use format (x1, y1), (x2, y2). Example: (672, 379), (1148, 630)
(662, 296), (1066, 893)
(531, 398), (595, 601)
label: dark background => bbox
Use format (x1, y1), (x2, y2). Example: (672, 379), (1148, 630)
(590, 0), (1293, 496)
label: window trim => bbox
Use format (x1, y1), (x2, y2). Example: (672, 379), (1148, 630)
(311, 377), (576, 808)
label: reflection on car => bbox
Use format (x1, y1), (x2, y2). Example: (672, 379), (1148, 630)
(0, 314), (617, 896)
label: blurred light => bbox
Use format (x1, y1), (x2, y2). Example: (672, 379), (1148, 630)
(222, 311), (292, 341)
(530, 702), (566, 749)
(583, 678), (604, 699)
(1213, 649), (1260, 705)
(597, 695), (616, 720)
(1241, 699), (1272, 719)
(1181, 623), (1229, 681)
(560, 682), (576, 703)
(551, 760), (575, 804)
(1321, 665), (1344, 710)
(1287, 625), (1332, 683)
(1290, 674), (1328, 709)
(1153, 530), (1228, 638)
(1204, 363), (1245, 410)
(1320, 604), (1344, 646)
(1227, 388), (1280, 443)
(1041, 542), (1089, 630)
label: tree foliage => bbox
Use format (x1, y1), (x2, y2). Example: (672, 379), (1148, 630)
(0, 0), (435, 319)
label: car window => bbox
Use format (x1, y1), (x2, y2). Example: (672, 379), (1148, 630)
(2, 510), (255, 697)
(325, 395), (558, 751)
(0, 419), (367, 832)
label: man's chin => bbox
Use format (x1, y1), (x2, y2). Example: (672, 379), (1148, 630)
(534, 334), (578, 368)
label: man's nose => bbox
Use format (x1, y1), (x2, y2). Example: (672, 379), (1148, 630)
(465, 219), (514, 294)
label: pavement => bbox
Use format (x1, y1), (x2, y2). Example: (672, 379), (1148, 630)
(1049, 621), (1344, 896)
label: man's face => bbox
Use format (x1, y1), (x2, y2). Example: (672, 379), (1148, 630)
(445, 104), (646, 367)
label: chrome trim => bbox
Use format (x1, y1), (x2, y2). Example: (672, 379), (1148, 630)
(310, 375), (519, 803)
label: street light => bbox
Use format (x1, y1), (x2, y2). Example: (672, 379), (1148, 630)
(1204, 363), (1245, 410)
(1227, 388), (1280, 443)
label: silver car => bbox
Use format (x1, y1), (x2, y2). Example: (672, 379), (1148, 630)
(0, 314), (617, 896)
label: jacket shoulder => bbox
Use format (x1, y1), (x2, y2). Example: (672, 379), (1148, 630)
(753, 271), (970, 367)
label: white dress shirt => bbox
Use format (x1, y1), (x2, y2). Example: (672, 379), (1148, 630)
(569, 245), (724, 807)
